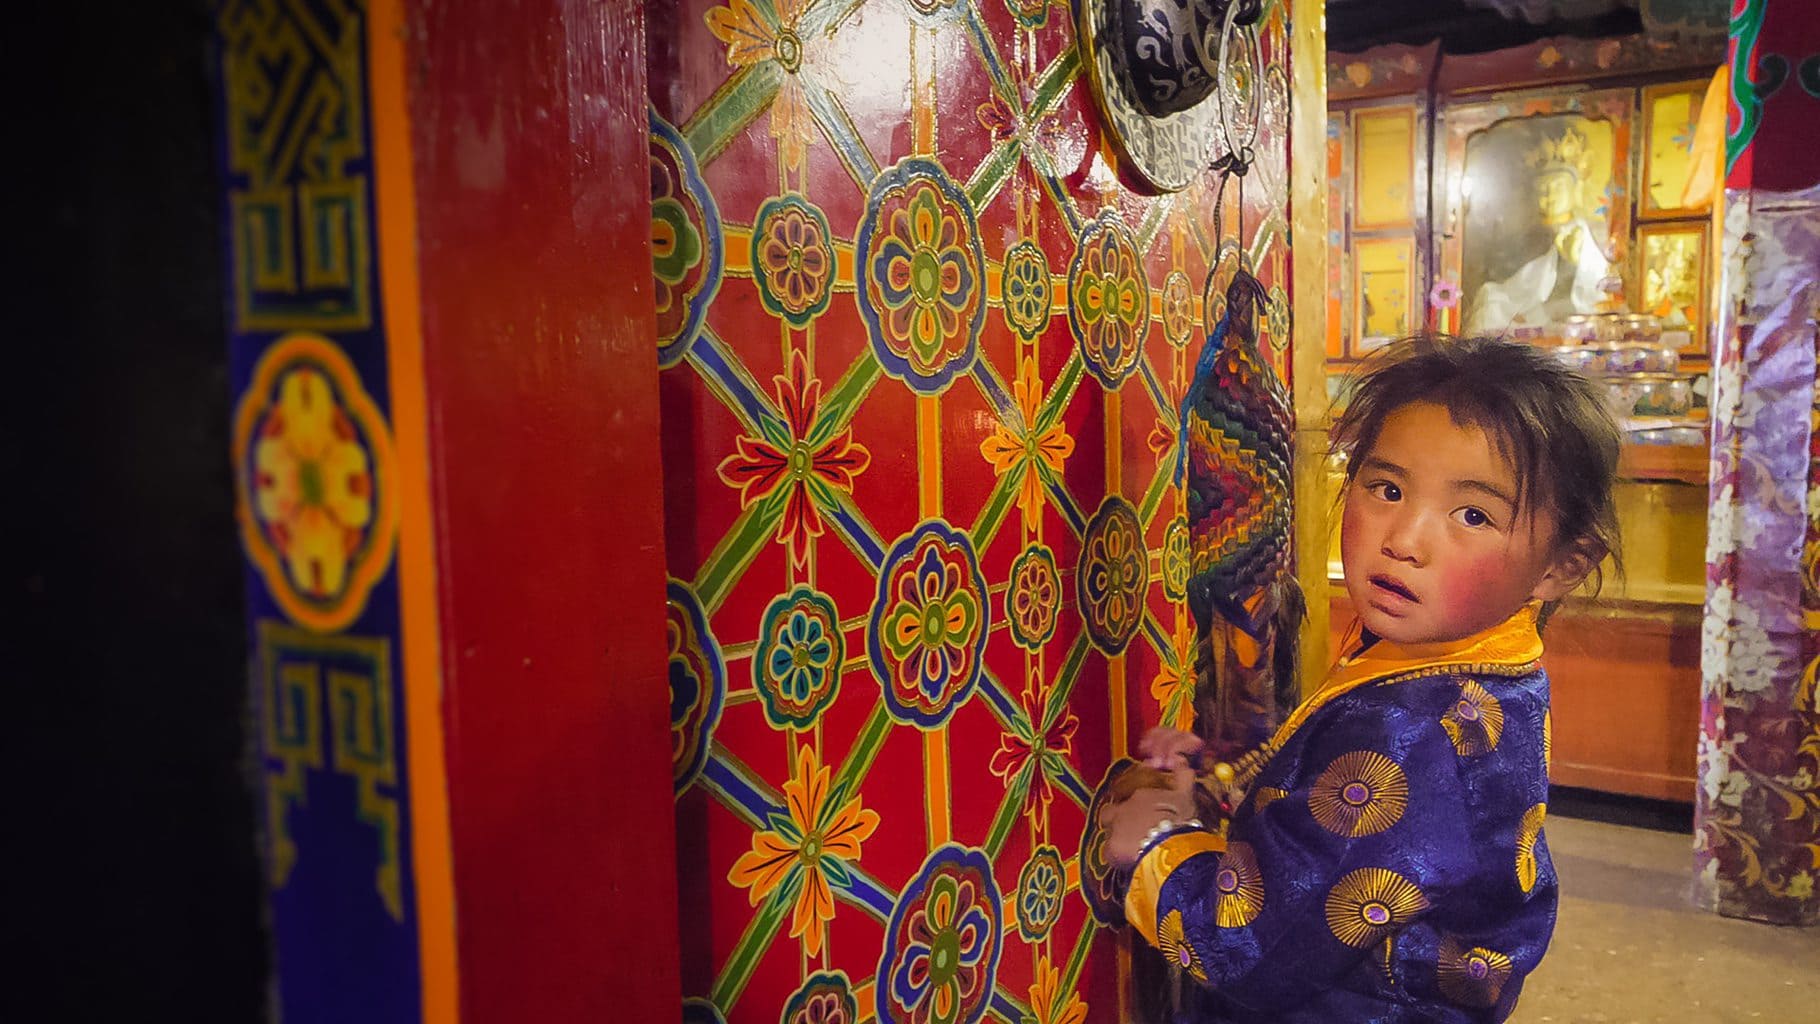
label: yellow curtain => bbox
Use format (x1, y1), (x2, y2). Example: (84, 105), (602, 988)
(1681, 65), (1728, 210)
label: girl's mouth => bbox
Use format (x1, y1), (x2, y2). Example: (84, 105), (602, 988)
(1369, 574), (1419, 603)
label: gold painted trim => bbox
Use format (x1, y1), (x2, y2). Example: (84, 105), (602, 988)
(1291, 0), (1332, 692)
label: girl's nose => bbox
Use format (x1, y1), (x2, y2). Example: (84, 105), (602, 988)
(1381, 513), (1428, 566)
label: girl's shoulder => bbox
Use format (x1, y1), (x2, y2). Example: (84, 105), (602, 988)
(1276, 666), (1550, 767)
(1255, 668), (1551, 820)
(1300, 662), (1547, 725)
(1369, 663), (1549, 709)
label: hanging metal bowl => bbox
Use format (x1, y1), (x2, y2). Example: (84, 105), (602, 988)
(1076, 0), (1264, 194)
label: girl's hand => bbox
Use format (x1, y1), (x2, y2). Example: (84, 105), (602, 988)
(1138, 726), (1205, 771)
(1098, 760), (1197, 869)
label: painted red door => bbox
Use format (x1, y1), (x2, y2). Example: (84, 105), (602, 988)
(647, 2), (1301, 1020)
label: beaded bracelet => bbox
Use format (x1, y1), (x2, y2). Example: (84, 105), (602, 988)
(1138, 816), (1205, 860)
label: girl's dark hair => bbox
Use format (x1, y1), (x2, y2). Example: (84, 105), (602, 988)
(1329, 334), (1623, 626)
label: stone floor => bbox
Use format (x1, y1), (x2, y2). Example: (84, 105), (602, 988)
(1515, 815), (1820, 1022)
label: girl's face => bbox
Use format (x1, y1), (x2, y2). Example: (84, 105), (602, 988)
(1340, 401), (1585, 646)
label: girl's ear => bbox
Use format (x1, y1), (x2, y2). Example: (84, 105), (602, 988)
(1531, 535), (1606, 603)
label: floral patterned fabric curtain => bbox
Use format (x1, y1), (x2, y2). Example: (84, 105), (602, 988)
(1694, 0), (1820, 922)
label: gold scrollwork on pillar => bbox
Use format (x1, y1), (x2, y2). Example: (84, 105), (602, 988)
(218, 0), (372, 331)
(257, 620), (403, 920)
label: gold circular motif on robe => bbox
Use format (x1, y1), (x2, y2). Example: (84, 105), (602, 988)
(1308, 750), (1409, 837)
(1441, 680), (1505, 756)
(1436, 936), (1514, 1007)
(1251, 786), (1289, 814)
(1213, 841), (1265, 928)
(1157, 909), (1207, 982)
(1324, 867), (1430, 948)
(1542, 709), (1553, 771)
(1516, 802), (1547, 893)
(1374, 936), (1397, 985)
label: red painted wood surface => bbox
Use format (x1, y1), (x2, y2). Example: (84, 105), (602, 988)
(404, 1), (682, 1020)
(646, 2), (1299, 1020)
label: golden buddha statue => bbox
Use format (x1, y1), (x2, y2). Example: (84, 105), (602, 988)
(1466, 127), (1616, 333)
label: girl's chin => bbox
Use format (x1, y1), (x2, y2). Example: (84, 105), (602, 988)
(1357, 608), (1435, 646)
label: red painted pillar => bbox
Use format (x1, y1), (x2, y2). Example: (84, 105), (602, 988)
(401, 0), (684, 1015)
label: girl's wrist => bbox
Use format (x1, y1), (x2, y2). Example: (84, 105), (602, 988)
(1137, 816), (1206, 861)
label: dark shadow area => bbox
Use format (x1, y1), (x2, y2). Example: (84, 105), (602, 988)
(1329, 0), (1643, 54)
(1550, 783), (1695, 834)
(12, 2), (266, 1018)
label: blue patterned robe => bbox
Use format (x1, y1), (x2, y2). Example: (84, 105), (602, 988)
(1125, 604), (1557, 1022)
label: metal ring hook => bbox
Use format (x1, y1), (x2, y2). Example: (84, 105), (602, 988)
(1214, 0), (1261, 177)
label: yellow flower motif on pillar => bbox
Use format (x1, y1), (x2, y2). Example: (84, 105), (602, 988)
(705, 0), (815, 173)
(980, 361), (1074, 523)
(254, 368), (374, 597)
(1149, 616), (1199, 732)
(1028, 953), (1088, 1024)
(233, 333), (397, 632)
(728, 743), (880, 958)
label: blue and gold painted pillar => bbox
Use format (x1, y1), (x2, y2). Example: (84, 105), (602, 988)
(211, 0), (687, 1019)
(214, 1), (453, 1017)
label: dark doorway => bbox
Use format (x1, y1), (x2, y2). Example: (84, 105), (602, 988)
(15, 3), (266, 1018)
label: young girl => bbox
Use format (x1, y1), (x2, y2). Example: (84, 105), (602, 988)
(1100, 336), (1622, 1022)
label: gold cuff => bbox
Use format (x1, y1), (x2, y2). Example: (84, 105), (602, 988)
(1124, 828), (1227, 946)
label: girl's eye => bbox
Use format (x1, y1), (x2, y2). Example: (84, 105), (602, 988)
(1455, 507), (1492, 529)
(1367, 481), (1402, 502)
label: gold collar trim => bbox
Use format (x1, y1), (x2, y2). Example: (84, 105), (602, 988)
(1326, 601), (1543, 692)
(1228, 604), (1543, 789)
